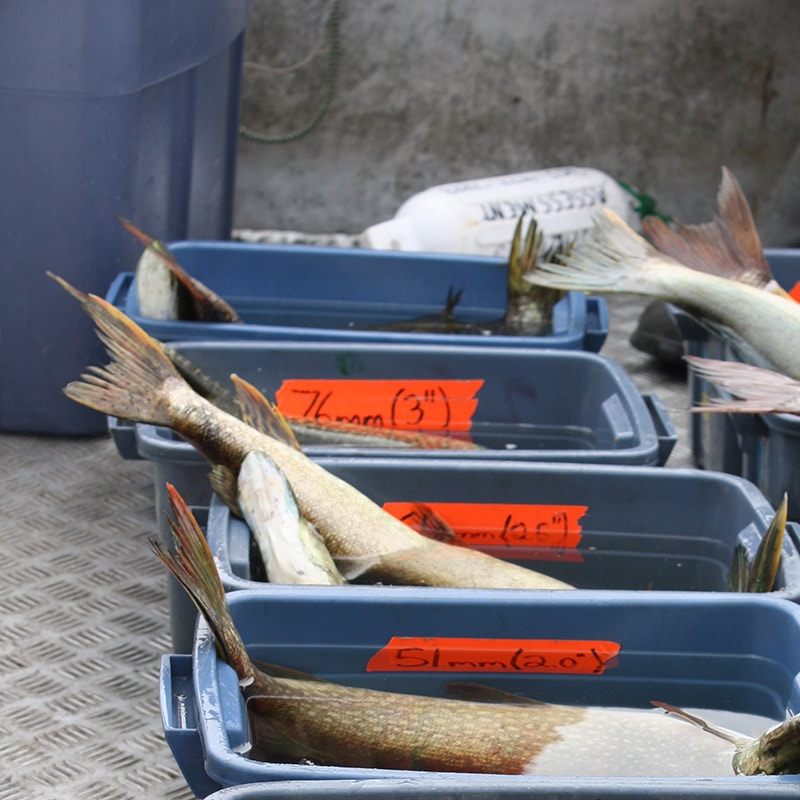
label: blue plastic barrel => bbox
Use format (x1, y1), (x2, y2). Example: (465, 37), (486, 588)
(0, 0), (251, 433)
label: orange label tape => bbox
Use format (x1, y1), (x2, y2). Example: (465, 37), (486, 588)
(275, 379), (484, 432)
(384, 501), (586, 550)
(367, 637), (620, 674)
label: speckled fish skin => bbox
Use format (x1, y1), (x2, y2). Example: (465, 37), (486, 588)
(51, 274), (572, 591)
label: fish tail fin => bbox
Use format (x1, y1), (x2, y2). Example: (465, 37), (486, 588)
(642, 167), (785, 295)
(152, 483), (255, 678)
(746, 493), (788, 593)
(506, 215), (533, 295)
(48, 272), (180, 427)
(524, 210), (679, 295)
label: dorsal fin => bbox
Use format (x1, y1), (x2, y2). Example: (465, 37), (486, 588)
(404, 503), (464, 546)
(230, 374), (301, 450)
(251, 659), (328, 682)
(445, 682), (550, 706)
(746, 493), (787, 593)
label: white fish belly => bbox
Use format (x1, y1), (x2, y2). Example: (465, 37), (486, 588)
(525, 707), (773, 777)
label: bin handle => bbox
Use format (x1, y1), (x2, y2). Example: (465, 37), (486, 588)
(159, 654), (223, 798)
(104, 271), (134, 309)
(106, 415), (140, 461)
(583, 296), (610, 353)
(642, 393), (677, 466)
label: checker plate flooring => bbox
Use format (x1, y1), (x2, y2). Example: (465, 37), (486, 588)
(0, 292), (693, 799)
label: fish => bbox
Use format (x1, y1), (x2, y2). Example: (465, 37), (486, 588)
(118, 216), (242, 323)
(160, 342), (481, 450)
(226, 450), (347, 585)
(50, 272), (572, 590)
(127, 213), (564, 337)
(373, 216), (566, 337)
(154, 485), (800, 776)
(523, 208), (800, 380)
(281, 415), (484, 450)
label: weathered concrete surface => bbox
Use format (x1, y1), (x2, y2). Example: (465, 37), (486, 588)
(233, 0), (799, 243)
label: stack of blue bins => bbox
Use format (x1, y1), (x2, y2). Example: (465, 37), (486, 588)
(677, 249), (800, 521)
(102, 240), (800, 798)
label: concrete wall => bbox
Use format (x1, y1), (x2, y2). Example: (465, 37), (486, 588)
(233, 0), (800, 244)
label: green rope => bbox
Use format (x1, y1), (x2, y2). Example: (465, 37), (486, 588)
(239, 0), (341, 145)
(617, 179), (672, 222)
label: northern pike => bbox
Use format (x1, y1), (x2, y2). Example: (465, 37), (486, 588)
(370, 286), (490, 335)
(154, 485), (800, 776)
(50, 273), (571, 590)
(162, 343), (481, 450)
(523, 209), (800, 380)
(502, 213), (566, 335)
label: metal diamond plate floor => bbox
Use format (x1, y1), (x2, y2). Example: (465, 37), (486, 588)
(0, 294), (693, 799)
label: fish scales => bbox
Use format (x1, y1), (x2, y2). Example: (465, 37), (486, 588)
(245, 677), (584, 772)
(246, 684), (738, 775)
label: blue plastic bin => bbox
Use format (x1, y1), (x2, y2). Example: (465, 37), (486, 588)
(110, 342), (674, 653)
(160, 587), (800, 795)
(207, 457), (800, 597)
(678, 249), (800, 518)
(167, 459), (800, 654)
(104, 240), (609, 351)
(0, 0), (251, 434)
(203, 777), (800, 800)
